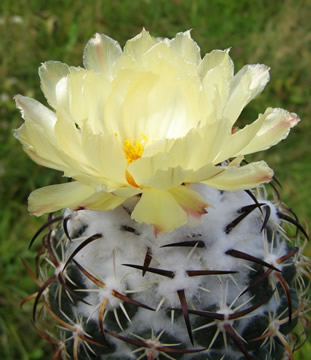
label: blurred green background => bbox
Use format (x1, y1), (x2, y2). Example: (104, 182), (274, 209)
(0, 0), (310, 359)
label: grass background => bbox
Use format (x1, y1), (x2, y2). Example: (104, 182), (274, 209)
(0, 0), (310, 358)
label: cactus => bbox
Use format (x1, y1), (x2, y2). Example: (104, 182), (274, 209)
(23, 183), (310, 360)
(16, 31), (310, 359)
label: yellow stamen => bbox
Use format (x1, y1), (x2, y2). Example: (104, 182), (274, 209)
(123, 134), (147, 163)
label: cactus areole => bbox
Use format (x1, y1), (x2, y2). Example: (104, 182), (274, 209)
(16, 31), (309, 360)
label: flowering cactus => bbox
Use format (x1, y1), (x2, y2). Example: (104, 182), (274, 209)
(16, 31), (309, 360)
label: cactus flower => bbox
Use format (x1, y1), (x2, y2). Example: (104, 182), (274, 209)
(15, 30), (299, 232)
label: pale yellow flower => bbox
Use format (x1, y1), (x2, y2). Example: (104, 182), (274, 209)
(15, 30), (299, 233)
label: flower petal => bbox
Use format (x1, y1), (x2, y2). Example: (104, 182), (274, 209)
(15, 100), (101, 182)
(152, 127), (205, 169)
(203, 161), (273, 190)
(80, 71), (111, 134)
(14, 95), (66, 170)
(143, 124), (226, 172)
(54, 107), (84, 162)
(199, 50), (234, 117)
(83, 33), (122, 76)
(140, 167), (185, 190)
(82, 129), (127, 184)
(112, 187), (142, 198)
(103, 68), (149, 138)
(29, 181), (126, 216)
(15, 120), (66, 171)
(15, 94), (56, 130)
(123, 29), (157, 62)
(79, 191), (126, 211)
(108, 64), (201, 141)
(28, 182), (96, 215)
(169, 30), (201, 65)
(132, 188), (188, 233)
(184, 163), (225, 183)
(237, 108), (300, 155)
(223, 64), (270, 126)
(169, 185), (209, 221)
(198, 49), (233, 81)
(39, 61), (70, 109)
(132, 185), (209, 233)
(213, 107), (269, 163)
(54, 69), (111, 134)
(141, 40), (198, 78)
(55, 68), (88, 125)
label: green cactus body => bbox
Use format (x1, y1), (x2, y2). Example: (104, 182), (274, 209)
(25, 183), (310, 360)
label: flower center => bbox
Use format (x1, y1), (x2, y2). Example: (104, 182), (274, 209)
(123, 134), (148, 163)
